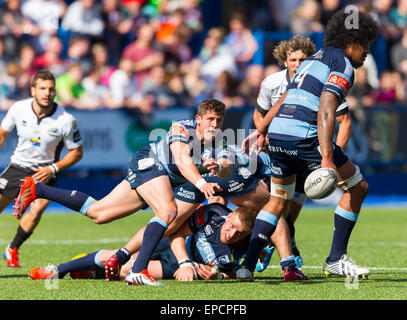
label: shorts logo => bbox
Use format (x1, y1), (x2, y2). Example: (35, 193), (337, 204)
(0, 178), (8, 189)
(327, 74), (350, 94)
(138, 158), (154, 170)
(271, 164), (282, 175)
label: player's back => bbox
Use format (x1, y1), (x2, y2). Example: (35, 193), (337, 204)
(268, 47), (354, 142)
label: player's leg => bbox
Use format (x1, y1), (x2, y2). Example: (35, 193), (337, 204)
(237, 174), (296, 280)
(324, 159), (369, 277)
(0, 194), (13, 213)
(5, 199), (51, 267)
(124, 175), (177, 286)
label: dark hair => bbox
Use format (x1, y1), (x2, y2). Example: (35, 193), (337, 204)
(324, 9), (378, 49)
(197, 98), (226, 118)
(31, 69), (55, 87)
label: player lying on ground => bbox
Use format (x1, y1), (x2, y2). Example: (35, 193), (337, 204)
(29, 203), (257, 283)
(104, 146), (309, 282)
(15, 98), (234, 286)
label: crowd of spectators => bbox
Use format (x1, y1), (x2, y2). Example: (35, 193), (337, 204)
(0, 0), (407, 124)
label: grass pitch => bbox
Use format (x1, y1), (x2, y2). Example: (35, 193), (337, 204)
(0, 207), (406, 301)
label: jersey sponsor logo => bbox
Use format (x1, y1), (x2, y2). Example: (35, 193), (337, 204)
(176, 187), (196, 201)
(170, 124), (188, 138)
(30, 137), (41, 146)
(327, 74), (350, 94)
(47, 128), (59, 137)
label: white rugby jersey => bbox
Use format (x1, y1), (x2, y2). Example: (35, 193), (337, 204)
(256, 68), (349, 117)
(1, 98), (82, 169)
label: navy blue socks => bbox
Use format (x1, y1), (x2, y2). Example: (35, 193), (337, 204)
(35, 183), (95, 215)
(327, 206), (359, 262)
(58, 250), (105, 278)
(242, 210), (279, 272)
(131, 217), (168, 273)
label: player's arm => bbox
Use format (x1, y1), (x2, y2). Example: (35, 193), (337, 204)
(242, 91), (287, 155)
(170, 141), (221, 199)
(31, 146), (83, 183)
(335, 112), (352, 150)
(0, 125), (11, 149)
(169, 221), (196, 281)
(318, 92), (339, 170)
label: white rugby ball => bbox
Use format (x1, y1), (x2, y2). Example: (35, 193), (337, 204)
(304, 167), (338, 199)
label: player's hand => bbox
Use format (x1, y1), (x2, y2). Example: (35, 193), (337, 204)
(199, 182), (222, 199)
(195, 263), (218, 280)
(321, 158), (337, 172)
(31, 167), (53, 184)
(202, 157), (218, 176)
(241, 130), (266, 157)
(174, 265), (196, 281)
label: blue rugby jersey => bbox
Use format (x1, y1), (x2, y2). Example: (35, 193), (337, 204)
(150, 119), (233, 184)
(185, 203), (248, 272)
(268, 47), (354, 141)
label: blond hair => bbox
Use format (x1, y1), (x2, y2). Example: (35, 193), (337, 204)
(273, 35), (316, 66)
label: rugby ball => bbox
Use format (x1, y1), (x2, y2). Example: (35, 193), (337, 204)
(304, 167), (338, 199)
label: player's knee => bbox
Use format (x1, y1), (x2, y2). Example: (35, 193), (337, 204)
(159, 203), (178, 225)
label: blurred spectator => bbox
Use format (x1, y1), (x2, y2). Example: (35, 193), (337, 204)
(366, 71), (405, 106)
(0, 37), (7, 76)
(198, 27), (238, 93)
(81, 66), (114, 109)
(120, 0), (148, 41)
(90, 42), (116, 88)
(167, 71), (193, 107)
(363, 53), (380, 89)
(211, 70), (244, 109)
(347, 67), (373, 133)
(370, 0), (401, 41)
(368, 71), (405, 162)
(320, 0), (343, 27)
(0, 0), (41, 58)
(238, 64), (264, 106)
(181, 0), (203, 32)
(20, 0), (67, 52)
(269, 0), (304, 30)
(65, 36), (91, 74)
(290, 0), (324, 34)
(390, 0), (407, 29)
(223, 12), (258, 76)
(15, 43), (36, 98)
(0, 61), (20, 110)
(108, 58), (142, 109)
(55, 62), (100, 109)
(141, 65), (173, 110)
(180, 58), (207, 105)
(156, 8), (185, 44)
(160, 23), (193, 72)
(61, 0), (105, 38)
(32, 35), (66, 77)
(391, 26), (407, 76)
(121, 23), (164, 88)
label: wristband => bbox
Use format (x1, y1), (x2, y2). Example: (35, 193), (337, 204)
(49, 163), (59, 175)
(195, 178), (206, 190)
(178, 259), (194, 267)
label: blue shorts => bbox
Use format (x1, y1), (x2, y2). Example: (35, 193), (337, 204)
(173, 165), (260, 204)
(150, 238), (179, 279)
(267, 137), (349, 184)
(125, 144), (168, 189)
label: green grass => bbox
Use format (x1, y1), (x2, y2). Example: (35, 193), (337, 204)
(0, 207), (406, 300)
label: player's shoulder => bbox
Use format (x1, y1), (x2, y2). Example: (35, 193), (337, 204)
(8, 98), (33, 112)
(172, 119), (196, 128)
(261, 69), (288, 89)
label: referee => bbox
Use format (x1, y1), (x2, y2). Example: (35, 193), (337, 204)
(0, 69), (83, 267)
